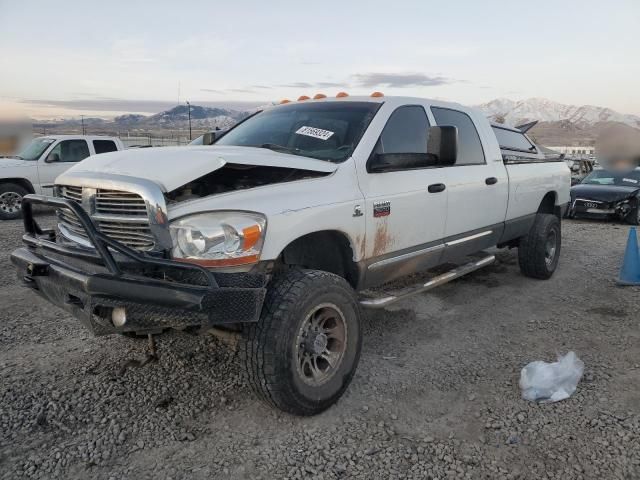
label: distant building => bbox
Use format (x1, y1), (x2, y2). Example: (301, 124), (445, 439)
(547, 146), (595, 156)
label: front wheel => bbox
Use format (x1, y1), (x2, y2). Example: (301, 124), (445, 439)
(0, 183), (28, 220)
(241, 269), (362, 415)
(518, 214), (561, 279)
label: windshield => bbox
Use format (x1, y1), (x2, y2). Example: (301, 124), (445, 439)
(581, 169), (640, 187)
(15, 138), (55, 160)
(216, 101), (381, 162)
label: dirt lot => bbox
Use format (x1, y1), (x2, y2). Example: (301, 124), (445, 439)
(1, 212), (639, 480)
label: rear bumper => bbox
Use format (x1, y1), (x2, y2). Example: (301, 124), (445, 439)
(11, 195), (267, 335)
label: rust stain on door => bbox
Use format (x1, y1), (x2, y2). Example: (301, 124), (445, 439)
(371, 220), (394, 258)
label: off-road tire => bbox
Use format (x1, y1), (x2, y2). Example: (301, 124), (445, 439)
(518, 213), (561, 279)
(241, 269), (362, 416)
(0, 183), (28, 220)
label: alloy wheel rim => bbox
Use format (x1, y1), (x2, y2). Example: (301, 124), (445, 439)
(295, 303), (348, 387)
(0, 192), (23, 214)
(545, 230), (557, 266)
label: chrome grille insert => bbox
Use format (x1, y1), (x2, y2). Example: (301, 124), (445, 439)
(57, 186), (155, 251)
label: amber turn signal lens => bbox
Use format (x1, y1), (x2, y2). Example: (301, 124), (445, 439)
(242, 224), (262, 250)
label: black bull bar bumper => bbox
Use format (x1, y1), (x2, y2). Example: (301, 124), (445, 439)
(10, 195), (267, 335)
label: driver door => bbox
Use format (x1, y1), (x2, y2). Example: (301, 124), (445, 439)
(357, 105), (448, 287)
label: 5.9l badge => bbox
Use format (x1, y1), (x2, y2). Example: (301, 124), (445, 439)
(373, 201), (391, 217)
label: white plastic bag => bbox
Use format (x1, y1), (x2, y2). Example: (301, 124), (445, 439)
(519, 351), (584, 403)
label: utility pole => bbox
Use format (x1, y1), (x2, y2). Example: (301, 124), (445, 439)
(81, 115), (86, 135)
(186, 101), (192, 140)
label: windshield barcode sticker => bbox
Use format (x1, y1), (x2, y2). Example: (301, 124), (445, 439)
(623, 178), (638, 184)
(295, 126), (334, 141)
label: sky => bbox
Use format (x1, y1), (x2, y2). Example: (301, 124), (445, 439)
(0, 0), (638, 119)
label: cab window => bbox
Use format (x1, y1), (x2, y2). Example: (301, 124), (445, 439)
(93, 140), (118, 154)
(47, 140), (90, 163)
(367, 105), (433, 172)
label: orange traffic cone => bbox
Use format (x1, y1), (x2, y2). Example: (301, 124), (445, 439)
(617, 227), (640, 286)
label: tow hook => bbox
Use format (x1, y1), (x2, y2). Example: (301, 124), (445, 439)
(119, 334), (159, 375)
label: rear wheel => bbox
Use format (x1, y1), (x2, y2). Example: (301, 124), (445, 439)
(241, 269), (362, 415)
(0, 183), (28, 220)
(518, 214), (561, 279)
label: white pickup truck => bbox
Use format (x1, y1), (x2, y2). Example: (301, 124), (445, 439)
(0, 135), (124, 219)
(11, 95), (569, 415)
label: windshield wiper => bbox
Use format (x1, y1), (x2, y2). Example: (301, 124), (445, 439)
(14, 155), (24, 160)
(258, 143), (301, 155)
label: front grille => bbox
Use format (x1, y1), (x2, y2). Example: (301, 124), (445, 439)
(96, 189), (148, 216)
(57, 186), (155, 251)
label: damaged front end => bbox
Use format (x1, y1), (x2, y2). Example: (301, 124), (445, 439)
(11, 195), (267, 336)
(569, 195), (639, 223)
(166, 162), (330, 203)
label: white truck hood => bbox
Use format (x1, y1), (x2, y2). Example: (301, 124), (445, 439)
(60, 145), (338, 192)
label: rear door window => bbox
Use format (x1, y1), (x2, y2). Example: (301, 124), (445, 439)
(93, 140), (118, 154)
(431, 107), (485, 165)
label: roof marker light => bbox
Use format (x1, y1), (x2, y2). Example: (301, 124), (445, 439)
(297, 95), (310, 101)
(370, 91), (384, 97)
(336, 92), (349, 98)
(313, 93), (327, 100)
(280, 99), (291, 104)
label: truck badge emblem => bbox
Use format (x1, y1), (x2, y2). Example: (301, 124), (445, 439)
(353, 205), (363, 217)
(373, 201), (391, 218)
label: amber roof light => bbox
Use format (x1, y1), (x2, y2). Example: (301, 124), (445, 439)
(370, 91), (384, 97)
(313, 93), (327, 100)
(280, 99), (291, 104)
(297, 95), (310, 101)
(336, 92), (349, 98)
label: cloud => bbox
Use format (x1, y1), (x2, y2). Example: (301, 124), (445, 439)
(228, 88), (257, 94)
(316, 81), (346, 88)
(250, 85), (272, 89)
(19, 98), (265, 115)
(352, 72), (452, 88)
(277, 81), (347, 89)
(278, 82), (314, 89)
(201, 88), (224, 94)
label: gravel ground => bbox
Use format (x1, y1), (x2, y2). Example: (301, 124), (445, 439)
(1, 211), (639, 480)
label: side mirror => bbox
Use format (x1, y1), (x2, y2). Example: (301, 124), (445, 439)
(45, 152), (60, 163)
(427, 125), (457, 166)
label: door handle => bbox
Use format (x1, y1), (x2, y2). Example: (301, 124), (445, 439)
(428, 183), (446, 193)
(485, 177), (498, 185)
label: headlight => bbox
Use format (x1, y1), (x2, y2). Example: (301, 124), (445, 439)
(170, 212), (266, 267)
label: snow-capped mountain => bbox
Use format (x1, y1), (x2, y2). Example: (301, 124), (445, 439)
(477, 98), (640, 129)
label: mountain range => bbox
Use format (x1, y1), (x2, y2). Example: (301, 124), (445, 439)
(33, 98), (640, 147)
(476, 98), (640, 130)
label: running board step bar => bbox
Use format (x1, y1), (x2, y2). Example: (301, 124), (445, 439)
(359, 254), (495, 309)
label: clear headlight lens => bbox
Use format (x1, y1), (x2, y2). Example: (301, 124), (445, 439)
(170, 212), (266, 267)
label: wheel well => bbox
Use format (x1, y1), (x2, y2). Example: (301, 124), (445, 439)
(0, 178), (35, 194)
(280, 231), (359, 288)
(537, 191), (560, 218)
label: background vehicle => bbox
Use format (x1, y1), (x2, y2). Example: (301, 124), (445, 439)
(0, 135), (124, 219)
(11, 95), (570, 415)
(567, 167), (640, 224)
(188, 128), (228, 146)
